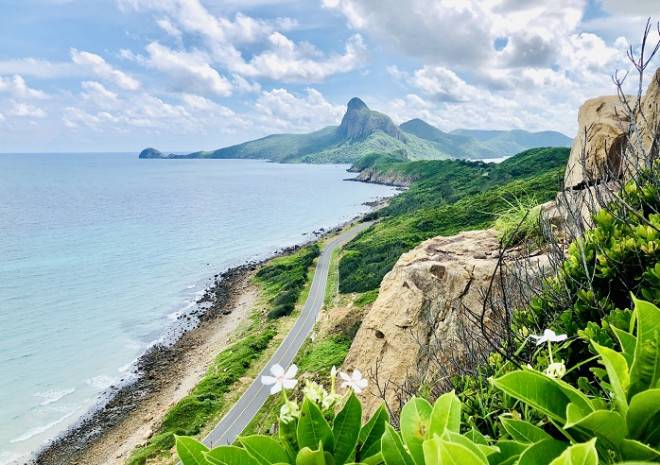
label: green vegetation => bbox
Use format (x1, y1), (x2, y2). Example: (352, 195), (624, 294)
(297, 335), (352, 377)
(127, 327), (276, 465)
(254, 244), (320, 319)
(339, 147), (569, 292)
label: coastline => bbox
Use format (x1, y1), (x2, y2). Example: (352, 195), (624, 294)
(28, 209), (385, 465)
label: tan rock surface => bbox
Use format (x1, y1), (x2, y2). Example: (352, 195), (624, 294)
(564, 95), (629, 189)
(342, 229), (506, 417)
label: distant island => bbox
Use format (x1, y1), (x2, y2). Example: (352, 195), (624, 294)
(139, 97), (572, 163)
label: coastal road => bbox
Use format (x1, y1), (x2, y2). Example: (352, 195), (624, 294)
(198, 221), (374, 450)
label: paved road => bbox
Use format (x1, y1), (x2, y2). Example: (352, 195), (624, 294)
(199, 221), (373, 450)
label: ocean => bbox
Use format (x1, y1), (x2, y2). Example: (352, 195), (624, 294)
(0, 153), (397, 464)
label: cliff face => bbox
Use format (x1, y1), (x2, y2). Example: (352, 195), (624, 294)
(342, 230), (542, 416)
(352, 168), (417, 187)
(337, 98), (408, 142)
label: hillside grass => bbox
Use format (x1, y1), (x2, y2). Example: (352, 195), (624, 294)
(339, 147), (569, 292)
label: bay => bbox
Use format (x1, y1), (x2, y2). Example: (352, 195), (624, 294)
(0, 153), (396, 464)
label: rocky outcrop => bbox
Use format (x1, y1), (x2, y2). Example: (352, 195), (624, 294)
(139, 147), (167, 159)
(563, 96), (629, 189)
(337, 98), (408, 142)
(351, 168), (417, 187)
(342, 230), (548, 417)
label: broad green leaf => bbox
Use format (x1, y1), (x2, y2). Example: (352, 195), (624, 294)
(517, 438), (570, 465)
(612, 326), (637, 365)
(627, 389), (660, 442)
(564, 404), (626, 448)
(487, 440), (527, 465)
(464, 428), (488, 446)
(296, 443), (334, 465)
(630, 297), (660, 396)
(298, 398), (334, 454)
(204, 446), (259, 465)
(362, 452), (384, 465)
(491, 370), (572, 423)
(428, 391), (461, 438)
(280, 417), (299, 462)
(500, 418), (551, 443)
(239, 436), (290, 465)
(442, 431), (489, 463)
(175, 435), (209, 465)
(423, 435), (487, 465)
(357, 403), (388, 462)
(333, 393), (362, 465)
(381, 423), (414, 465)
(592, 342), (630, 415)
(621, 438), (660, 461)
(548, 439), (598, 465)
(399, 397), (432, 465)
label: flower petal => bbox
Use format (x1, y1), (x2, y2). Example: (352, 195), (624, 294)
(357, 378), (368, 389)
(261, 375), (277, 385)
(352, 385), (363, 394)
(270, 382), (283, 395)
(339, 372), (350, 382)
(270, 363), (284, 377)
(282, 378), (298, 390)
(353, 369), (362, 380)
(284, 364), (298, 380)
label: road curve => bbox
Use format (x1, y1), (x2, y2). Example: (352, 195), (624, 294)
(198, 221), (374, 450)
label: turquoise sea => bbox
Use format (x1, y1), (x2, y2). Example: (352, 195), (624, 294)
(0, 153), (397, 464)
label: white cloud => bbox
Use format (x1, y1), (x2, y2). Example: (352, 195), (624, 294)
(0, 75), (48, 99)
(142, 42), (233, 96)
(70, 49), (141, 90)
(0, 58), (78, 78)
(254, 88), (344, 131)
(411, 66), (474, 102)
(11, 102), (47, 118)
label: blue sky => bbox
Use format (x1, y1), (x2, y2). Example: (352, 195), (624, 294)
(0, 0), (659, 152)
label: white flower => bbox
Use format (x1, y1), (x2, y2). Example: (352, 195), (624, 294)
(544, 361), (567, 379)
(339, 369), (368, 394)
(279, 400), (300, 423)
(261, 363), (298, 395)
(302, 381), (325, 404)
(531, 329), (567, 345)
(331, 366), (337, 378)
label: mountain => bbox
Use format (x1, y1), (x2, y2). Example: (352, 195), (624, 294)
(140, 98), (572, 162)
(450, 128), (573, 156)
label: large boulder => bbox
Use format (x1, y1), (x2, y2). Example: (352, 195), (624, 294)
(341, 230), (521, 417)
(564, 96), (630, 190)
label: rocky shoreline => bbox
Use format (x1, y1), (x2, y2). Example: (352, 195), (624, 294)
(30, 261), (258, 465)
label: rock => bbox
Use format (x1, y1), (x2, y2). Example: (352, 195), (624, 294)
(337, 98), (408, 142)
(564, 96), (629, 189)
(342, 230), (534, 417)
(633, 68), (660, 168)
(138, 147), (167, 159)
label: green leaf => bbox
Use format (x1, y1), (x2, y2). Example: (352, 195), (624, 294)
(548, 439), (598, 465)
(442, 431), (490, 463)
(175, 435), (209, 465)
(487, 440), (527, 465)
(428, 390), (461, 438)
(298, 398), (335, 454)
(204, 446), (259, 465)
(332, 393), (362, 465)
(490, 369), (591, 424)
(517, 439), (570, 465)
(627, 388), (660, 442)
(500, 418), (551, 443)
(296, 443), (335, 465)
(381, 423), (414, 465)
(630, 297), (660, 396)
(280, 417), (299, 462)
(362, 452), (384, 465)
(564, 404), (626, 448)
(423, 435), (487, 465)
(239, 436), (290, 465)
(357, 403), (388, 462)
(621, 438), (660, 462)
(464, 428), (488, 446)
(611, 326), (637, 365)
(592, 342), (630, 415)
(399, 397), (432, 465)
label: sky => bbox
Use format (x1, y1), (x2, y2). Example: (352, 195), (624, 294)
(0, 0), (659, 153)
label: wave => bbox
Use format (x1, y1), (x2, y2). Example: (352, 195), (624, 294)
(34, 388), (76, 406)
(10, 407), (79, 444)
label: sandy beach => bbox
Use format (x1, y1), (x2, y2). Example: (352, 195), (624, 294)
(31, 263), (261, 465)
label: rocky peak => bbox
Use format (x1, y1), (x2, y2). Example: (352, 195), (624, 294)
(337, 97), (407, 142)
